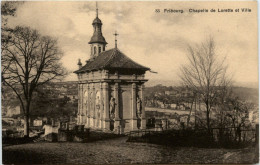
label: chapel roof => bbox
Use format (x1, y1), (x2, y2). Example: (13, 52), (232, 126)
(74, 48), (150, 73)
(92, 17), (102, 24)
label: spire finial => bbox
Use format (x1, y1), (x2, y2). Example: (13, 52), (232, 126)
(113, 31), (119, 48)
(96, 1), (98, 17)
(77, 58), (82, 69)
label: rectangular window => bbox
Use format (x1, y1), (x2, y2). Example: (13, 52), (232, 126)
(99, 47), (101, 53)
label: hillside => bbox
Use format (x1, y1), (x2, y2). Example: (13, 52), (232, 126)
(145, 84), (258, 105)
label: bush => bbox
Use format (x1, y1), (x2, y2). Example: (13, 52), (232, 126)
(128, 129), (251, 148)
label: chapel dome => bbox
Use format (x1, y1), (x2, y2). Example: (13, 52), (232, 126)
(92, 17), (102, 25)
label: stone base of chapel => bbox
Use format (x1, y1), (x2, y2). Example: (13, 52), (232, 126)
(80, 117), (146, 134)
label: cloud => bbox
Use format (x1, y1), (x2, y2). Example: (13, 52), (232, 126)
(7, 1), (258, 84)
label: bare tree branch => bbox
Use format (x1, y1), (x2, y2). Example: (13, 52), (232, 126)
(179, 37), (231, 133)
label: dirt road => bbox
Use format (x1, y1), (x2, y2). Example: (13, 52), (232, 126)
(3, 137), (258, 164)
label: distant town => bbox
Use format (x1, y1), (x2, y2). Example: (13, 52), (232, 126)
(2, 81), (258, 134)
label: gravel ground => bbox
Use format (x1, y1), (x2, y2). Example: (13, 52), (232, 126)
(3, 137), (258, 164)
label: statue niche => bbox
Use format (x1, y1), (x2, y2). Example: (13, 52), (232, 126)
(109, 97), (116, 120)
(136, 96), (142, 119)
(84, 91), (88, 116)
(95, 91), (101, 118)
(89, 92), (93, 117)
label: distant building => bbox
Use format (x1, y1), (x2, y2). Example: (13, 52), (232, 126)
(145, 107), (195, 129)
(67, 94), (78, 102)
(5, 105), (21, 117)
(33, 119), (43, 126)
(165, 90), (178, 96)
(179, 104), (185, 110)
(170, 103), (177, 109)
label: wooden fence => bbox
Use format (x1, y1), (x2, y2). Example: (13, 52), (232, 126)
(211, 126), (258, 143)
(128, 125), (259, 144)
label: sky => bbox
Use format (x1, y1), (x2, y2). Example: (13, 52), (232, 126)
(5, 1), (258, 86)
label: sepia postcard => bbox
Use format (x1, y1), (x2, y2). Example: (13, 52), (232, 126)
(1, 1), (258, 164)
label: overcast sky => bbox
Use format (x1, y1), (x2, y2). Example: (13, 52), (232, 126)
(6, 1), (258, 85)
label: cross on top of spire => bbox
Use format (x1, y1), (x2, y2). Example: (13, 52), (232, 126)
(113, 31), (119, 48)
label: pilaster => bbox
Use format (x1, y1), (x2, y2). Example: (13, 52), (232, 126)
(100, 82), (103, 129)
(81, 84), (85, 124)
(114, 83), (120, 120)
(77, 83), (81, 124)
(114, 83), (120, 130)
(87, 83), (90, 127)
(89, 84), (94, 127)
(102, 82), (110, 130)
(82, 86), (87, 125)
(140, 84), (146, 129)
(131, 83), (137, 130)
(92, 83), (96, 127)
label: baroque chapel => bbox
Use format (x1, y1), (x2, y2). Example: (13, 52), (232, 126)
(74, 4), (150, 133)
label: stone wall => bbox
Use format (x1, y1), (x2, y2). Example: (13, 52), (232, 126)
(77, 70), (147, 133)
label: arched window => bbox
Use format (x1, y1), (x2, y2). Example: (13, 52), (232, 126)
(94, 47), (96, 54)
(98, 47), (101, 53)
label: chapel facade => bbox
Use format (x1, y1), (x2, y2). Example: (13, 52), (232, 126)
(74, 6), (150, 133)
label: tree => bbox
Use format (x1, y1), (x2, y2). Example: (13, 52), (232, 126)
(30, 86), (77, 119)
(225, 97), (253, 142)
(180, 37), (231, 133)
(2, 26), (67, 137)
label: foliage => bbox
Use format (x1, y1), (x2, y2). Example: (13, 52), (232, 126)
(31, 88), (77, 118)
(225, 97), (253, 128)
(1, 2), (24, 46)
(1, 1), (18, 28)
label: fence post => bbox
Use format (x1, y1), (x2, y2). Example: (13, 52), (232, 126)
(66, 123), (69, 130)
(51, 119), (55, 126)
